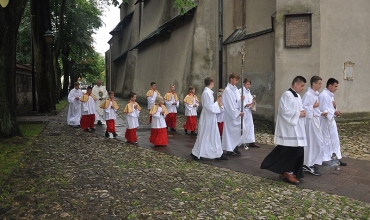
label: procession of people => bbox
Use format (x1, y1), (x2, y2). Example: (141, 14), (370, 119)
(67, 74), (346, 185)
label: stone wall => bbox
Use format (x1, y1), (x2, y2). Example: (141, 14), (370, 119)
(16, 65), (33, 114)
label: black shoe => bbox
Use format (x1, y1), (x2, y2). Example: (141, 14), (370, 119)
(185, 129), (189, 135)
(226, 151), (236, 156)
(339, 160), (347, 166)
(190, 132), (197, 136)
(216, 154), (229, 160)
(90, 128), (95, 131)
(83, 129), (89, 132)
(233, 147), (241, 155)
(170, 128), (177, 131)
(97, 120), (103, 125)
(113, 132), (118, 138)
(105, 132), (110, 138)
(190, 153), (200, 160)
(248, 143), (260, 148)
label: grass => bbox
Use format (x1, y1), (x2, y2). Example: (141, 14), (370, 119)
(56, 99), (68, 112)
(0, 123), (44, 185)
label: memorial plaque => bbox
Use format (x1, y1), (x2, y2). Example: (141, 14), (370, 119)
(285, 13), (312, 48)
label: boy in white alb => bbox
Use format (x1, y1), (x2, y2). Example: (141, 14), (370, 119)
(149, 96), (168, 146)
(80, 86), (97, 131)
(67, 82), (83, 127)
(123, 92), (141, 144)
(216, 89), (225, 137)
(318, 78), (346, 166)
(146, 82), (160, 123)
(164, 84), (179, 131)
(239, 78), (259, 148)
(183, 86), (199, 136)
(302, 76), (327, 176)
(191, 77), (228, 160)
(100, 91), (119, 138)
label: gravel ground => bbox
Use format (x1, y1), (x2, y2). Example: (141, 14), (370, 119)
(0, 99), (369, 219)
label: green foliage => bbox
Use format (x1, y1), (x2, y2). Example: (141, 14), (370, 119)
(173, 0), (196, 15)
(16, 1), (31, 64)
(0, 124), (44, 184)
(76, 51), (105, 84)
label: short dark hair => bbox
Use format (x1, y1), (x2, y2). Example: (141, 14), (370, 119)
(326, 78), (339, 88)
(109, 91), (114, 95)
(291, 76), (306, 86)
(128, 92), (136, 99)
(87, 86), (92, 90)
(188, 86), (194, 92)
(310, 76), (322, 86)
(204, 77), (214, 86)
(150, 82), (156, 86)
(243, 78), (251, 84)
(229, 73), (240, 81)
(74, 82), (80, 86)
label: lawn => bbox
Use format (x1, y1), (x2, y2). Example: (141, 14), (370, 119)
(0, 124), (45, 187)
(56, 99), (68, 112)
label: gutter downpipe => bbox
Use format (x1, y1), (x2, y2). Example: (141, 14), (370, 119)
(218, 0), (223, 89)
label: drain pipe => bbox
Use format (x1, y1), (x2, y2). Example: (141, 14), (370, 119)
(218, 0), (223, 89)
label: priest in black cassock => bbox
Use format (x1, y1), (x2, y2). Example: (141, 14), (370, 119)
(261, 76), (307, 184)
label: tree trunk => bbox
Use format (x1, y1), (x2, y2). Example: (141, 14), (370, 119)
(54, 0), (67, 100)
(31, 0), (55, 113)
(62, 55), (70, 97)
(0, 0), (28, 138)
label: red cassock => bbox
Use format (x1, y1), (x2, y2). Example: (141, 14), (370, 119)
(106, 119), (116, 132)
(183, 116), (196, 131)
(125, 128), (137, 143)
(217, 122), (224, 136)
(149, 128), (168, 146)
(165, 113), (177, 128)
(80, 114), (95, 130)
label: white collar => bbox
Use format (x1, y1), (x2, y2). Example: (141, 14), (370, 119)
(323, 88), (334, 97)
(307, 87), (319, 96)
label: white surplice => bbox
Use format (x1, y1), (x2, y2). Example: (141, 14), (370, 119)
(274, 89), (307, 147)
(92, 85), (108, 121)
(221, 83), (245, 151)
(151, 106), (167, 128)
(126, 103), (140, 129)
(184, 96), (198, 116)
(192, 87), (223, 159)
(67, 88), (83, 126)
(164, 94), (179, 113)
(216, 102), (224, 123)
(302, 87), (325, 166)
(147, 91), (158, 110)
(239, 88), (255, 143)
(318, 88), (342, 160)
(81, 95), (96, 115)
(103, 101), (117, 120)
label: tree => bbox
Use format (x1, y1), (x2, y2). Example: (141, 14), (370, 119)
(0, 0), (28, 138)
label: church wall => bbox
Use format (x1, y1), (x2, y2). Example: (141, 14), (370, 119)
(187, 0), (219, 100)
(139, 0), (167, 41)
(274, 0), (321, 122)
(319, 0), (370, 115)
(223, 0), (276, 121)
(225, 34), (275, 121)
(245, 0), (276, 34)
(119, 0), (135, 20)
(132, 17), (196, 112)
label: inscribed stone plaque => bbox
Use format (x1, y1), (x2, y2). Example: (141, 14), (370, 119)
(285, 13), (312, 48)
